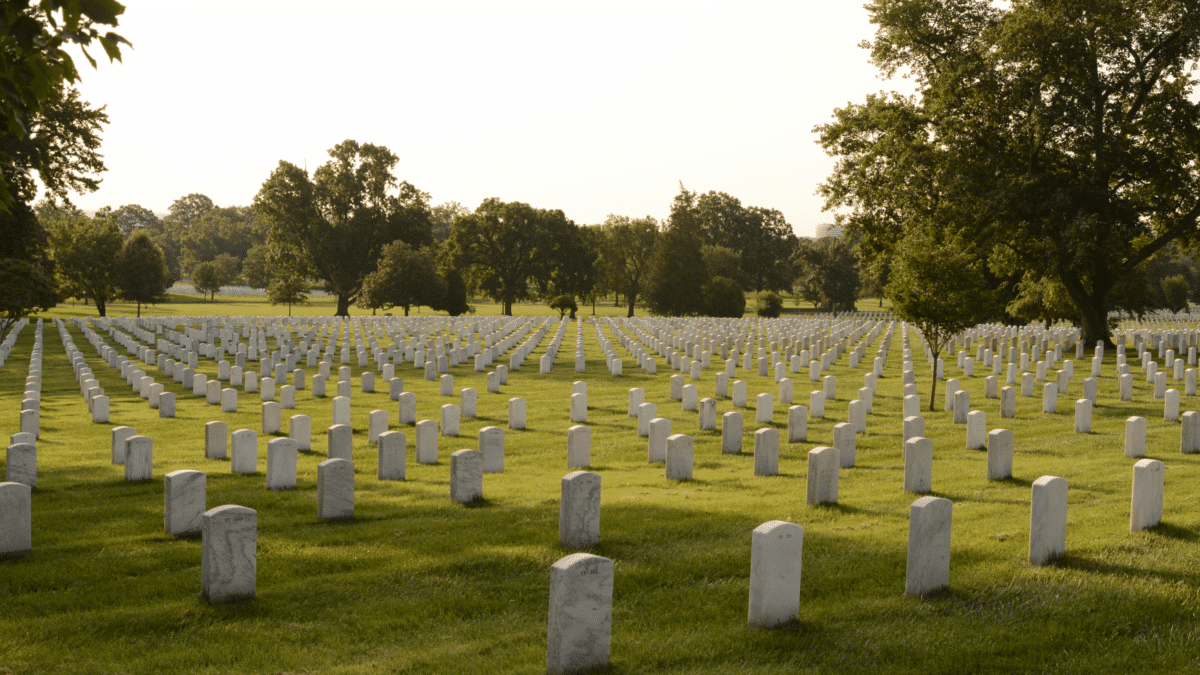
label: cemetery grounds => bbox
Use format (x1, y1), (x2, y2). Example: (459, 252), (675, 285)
(2, 300), (1200, 674)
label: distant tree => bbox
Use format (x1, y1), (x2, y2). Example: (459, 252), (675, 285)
(358, 241), (444, 316)
(112, 204), (160, 237)
(549, 294), (578, 319)
(756, 291), (783, 318)
(445, 198), (584, 316)
(544, 218), (596, 307)
(645, 188), (709, 316)
(430, 267), (472, 317)
(242, 244), (272, 289)
(430, 201), (469, 243)
(692, 190), (797, 291)
(267, 270), (309, 316)
(701, 245), (740, 281)
(1163, 275), (1190, 315)
(595, 215), (659, 317)
(180, 205), (261, 275)
(116, 232), (170, 317)
(703, 276), (745, 318)
(887, 230), (994, 412)
(210, 253), (241, 285)
(46, 212), (123, 316)
(254, 140), (432, 316)
(191, 262), (224, 300)
(792, 236), (860, 312)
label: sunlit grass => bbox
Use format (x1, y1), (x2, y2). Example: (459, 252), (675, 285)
(2, 313), (1198, 673)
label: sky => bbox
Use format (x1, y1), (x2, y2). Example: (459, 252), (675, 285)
(68, 0), (914, 238)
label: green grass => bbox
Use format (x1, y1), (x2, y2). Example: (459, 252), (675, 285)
(2, 312), (1199, 673)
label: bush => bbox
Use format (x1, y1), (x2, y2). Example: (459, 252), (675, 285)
(549, 294), (578, 319)
(703, 276), (745, 317)
(756, 291), (783, 318)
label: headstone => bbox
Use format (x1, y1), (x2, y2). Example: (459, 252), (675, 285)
(231, 429), (257, 474)
(92, 395), (109, 423)
(639, 417), (669, 464)
(627, 388), (644, 417)
(164, 470), (206, 537)
(1029, 475), (1067, 566)
(637, 402), (656, 437)
(665, 434), (694, 480)
(733, 380), (748, 407)
(747, 520), (803, 630)
(259, 376), (274, 402)
(328, 423), (353, 460)
(441, 404), (461, 437)
(0, 482), (31, 559)
(698, 397), (717, 431)
(1119, 373), (1133, 401)
(332, 396), (351, 428)
(953, 390), (970, 423)
(390, 377), (405, 401)
(201, 505), (256, 605)
(903, 394), (920, 418)
(378, 430), (406, 480)
(289, 414), (312, 451)
(905, 496), (952, 598)
(398, 392), (416, 424)
(509, 397), (526, 430)
(480, 426), (505, 473)
(546, 553), (613, 675)
(461, 388), (477, 418)
(1042, 382), (1057, 413)
(568, 425), (592, 468)
(806, 446), (838, 506)
(416, 419), (438, 464)
(450, 449), (483, 503)
(987, 429), (1013, 480)
(111, 426), (136, 465)
(1130, 458), (1165, 532)
(754, 428), (779, 476)
(266, 438), (297, 489)
(904, 437), (933, 494)
(560, 470), (601, 549)
(966, 410), (986, 449)
(1165, 389), (1180, 422)
(833, 423), (855, 468)
(903, 415), (925, 443)
(317, 458), (355, 520)
(809, 390), (825, 419)
(681, 384), (698, 412)
(5, 443), (35, 488)
(124, 435), (152, 482)
(205, 421), (228, 459)
(1182, 411), (1200, 454)
(1125, 416), (1147, 458)
(787, 406), (806, 444)
(945, 379), (959, 411)
(723, 411), (743, 453)
(1074, 398), (1092, 433)
(262, 401), (281, 434)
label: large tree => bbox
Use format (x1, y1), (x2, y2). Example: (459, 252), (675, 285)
(644, 189), (709, 316)
(596, 215), (659, 317)
(444, 198), (586, 315)
(358, 240), (445, 316)
(693, 190), (797, 291)
(253, 140), (432, 316)
(116, 231), (170, 317)
(46, 211), (123, 316)
(792, 235), (860, 312)
(0, 1), (127, 213)
(818, 0), (1200, 347)
(0, 200), (58, 339)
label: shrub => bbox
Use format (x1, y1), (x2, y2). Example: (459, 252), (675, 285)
(756, 291), (783, 318)
(549, 294), (578, 319)
(703, 276), (745, 317)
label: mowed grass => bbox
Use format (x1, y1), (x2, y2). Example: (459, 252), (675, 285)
(2, 313), (1200, 674)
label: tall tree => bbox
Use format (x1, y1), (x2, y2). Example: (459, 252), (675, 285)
(358, 241), (445, 316)
(0, 200), (58, 339)
(253, 140), (432, 316)
(46, 211), (123, 316)
(429, 201), (468, 243)
(116, 231), (169, 317)
(693, 191), (797, 291)
(792, 236), (860, 312)
(0, 1), (128, 213)
(818, 0), (1200, 347)
(644, 188), (709, 316)
(111, 203), (159, 237)
(444, 198), (582, 315)
(597, 215), (659, 317)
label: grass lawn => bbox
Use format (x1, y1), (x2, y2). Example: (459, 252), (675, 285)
(2, 308), (1198, 673)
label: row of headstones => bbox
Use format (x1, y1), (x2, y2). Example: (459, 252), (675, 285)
(14, 321), (44, 439)
(0, 318), (29, 367)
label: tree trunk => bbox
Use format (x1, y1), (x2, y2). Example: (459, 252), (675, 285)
(336, 294), (351, 316)
(137, 301), (142, 318)
(404, 305), (410, 316)
(627, 291), (637, 318)
(97, 297), (106, 317)
(1076, 294), (1115, 349)
(503, 299), (512, 316)
(928, 350), (939, 413)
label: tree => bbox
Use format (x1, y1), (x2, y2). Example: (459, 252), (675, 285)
(1162, 275), (1190, 314)
(701, 245), (740, 281)
(818, 0), (1200, 347)
(549, 294), (577, 319)
(887, 230), (994, 412)
(191, 262), (225, 300)
(253, 140), (432, 316)
(792, 236), (860, 312)
(445, 198), (583, 316)
(703, 277), (745, 317)
(596, 215), (659, 317)
(429, 201), (468, 243)
(430, 267), (472, 317)
(112, 203), (159, 237)
(267, 271), (309, 316)
(0, 200), (58, 340)
(242, 244), (272, 289)
(693, 191), (797, 291)
(645, 188), (709, 316)
(0, 1), (128, 214)
(46, 211), (122, 316)
(116, 231), (169, 317)
(756, 291), (783, 318)
(358, 240), (444, 316)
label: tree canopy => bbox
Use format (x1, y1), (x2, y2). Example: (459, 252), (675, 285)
(253, 140), (432, 316)
(596, 215), (659, 317)
(818, 0), (1200, 346)
(358, 240), (444, 316)
(46, 210), (122, 316)
(116, 231), (170, 317)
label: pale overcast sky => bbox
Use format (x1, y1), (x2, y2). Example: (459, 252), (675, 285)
(68, 0), (912, 237)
